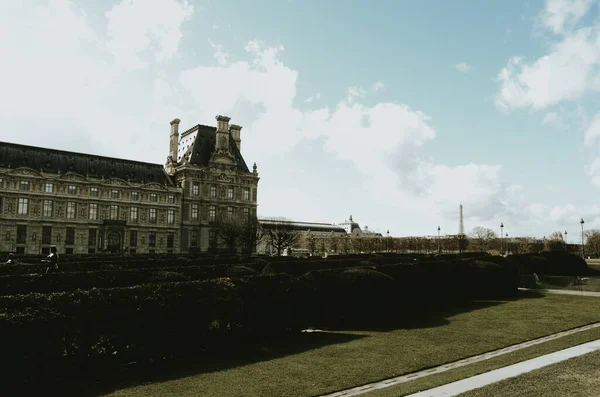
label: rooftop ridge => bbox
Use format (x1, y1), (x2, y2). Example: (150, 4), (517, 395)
(0, 141), (164, 169)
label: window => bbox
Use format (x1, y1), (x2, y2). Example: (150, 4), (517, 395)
(130, 207), (138, 222)
(227, 206), (233, 216)
(149, 208), (157, 223)
(243, 187), (250, 200)
(42, 226), (52, 245)
(16, 225), (27, 244)
(167, 209), (175, 225)
(68, 185), (77, 195)
(88, 229), (97, 246)
(227, 187), (234, 199)
(67, 202), (76, 219)
(43, 200), (53, 217)
(17, 198), (29, 215)
(191, 230), (198, 247)
(167, 232), (174, 248)
(111, 189), (120, 199)
(210, 185), (216, 198)
(89, 203), (98, 220)
(0, 178), (3, 187)
(66, 227), (75, 245)
(149, 231), (156, 247)
(209, 231), (217, 247)
(209, 205), (216, 222)
(150, 193), (157, 202)
(168, 194), (175, 204)
(243, 208), (249, 221)
(109, 205), (118, 220)
(129, 230), (138, 247)
(45, 183), (54, 193)
(192, 182), (200, 196)
(131, 191), (139, 200)
(252, 188), (257, 201)
(20, 181), (30, 191)
(90, 187), (99, 197)
(191, 204), (199, 220)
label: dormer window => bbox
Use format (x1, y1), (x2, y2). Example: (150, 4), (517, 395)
(111, 189), (120, 199)
(20, 181), (30, 191)
(150, 193), (157, 202)
(68, 185), (77, 195)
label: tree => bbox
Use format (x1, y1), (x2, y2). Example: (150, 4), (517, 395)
(216, 213), (243, 253)
(585, 230), (600, 258)
(239, 216), (262, 254)
(511, 237), (535, 254)
(261, 218), (301, 256)
(457, 234), (469, 253)
(329, 233), (340, 253)
(544, 231), (565, 251)
(305, 231), (317, 255)
(470, 227), (497, 252)
(341, 234), (351, 254)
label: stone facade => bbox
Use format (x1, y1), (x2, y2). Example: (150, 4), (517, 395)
(0, 115), (258, 255)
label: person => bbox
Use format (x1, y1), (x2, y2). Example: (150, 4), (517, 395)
(42, 246), (59, 273)
(5, 253), (15, 264)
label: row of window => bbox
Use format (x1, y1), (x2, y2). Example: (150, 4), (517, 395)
(191, 182), (253, 201)
(15, 181), (175, 203)
(190, 204), (251, 222)
(10, 225), (174, 248)
(16, 198), (176, 224)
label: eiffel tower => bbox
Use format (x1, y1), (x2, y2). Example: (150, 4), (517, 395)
(459, 203), (465, 236)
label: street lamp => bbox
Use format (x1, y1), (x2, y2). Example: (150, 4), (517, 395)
(386, 230), (390, 253)
(505, 233), (508, 255)
(581, 218), (585, 259)
(437, 226), (441, 255)
(500, 223), (504, 255)
(564, 230), (568, 251)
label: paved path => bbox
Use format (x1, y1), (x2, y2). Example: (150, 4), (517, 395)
(321, 321), (600, 397)
(518, 287), (600, 297)
(405, 339), (600, 396)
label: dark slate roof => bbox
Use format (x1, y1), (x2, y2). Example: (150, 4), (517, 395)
(182, 125), (250, 172)
(0, 141), (175, 186)
(258, 219), (347, 233)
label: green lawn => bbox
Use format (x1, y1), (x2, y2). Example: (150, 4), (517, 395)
(458, 343), (600, 397)
(363, 323), (600, 397)
(103, 293), (600, 397)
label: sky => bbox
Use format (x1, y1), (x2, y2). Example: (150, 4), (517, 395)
(1, 0), (600, 240)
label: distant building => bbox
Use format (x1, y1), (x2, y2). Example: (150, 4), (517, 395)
(337, 215), (382, 237)
(0, 115), (258, 255)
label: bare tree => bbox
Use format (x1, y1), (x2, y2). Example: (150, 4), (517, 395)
(341, 234), (351, 254)
(545, 231), (565, 251)
(239, 216), (262, 254)
(585, 230), (600, 258)
(305, 231), (317, 255)
(470, 227), (497, 252)
(329, 233), (340, 253)
(216, 213), (243, 254)
(352, 236), (365, 253)
(261, 218), (301, 256)
(457, 234), (469, 253)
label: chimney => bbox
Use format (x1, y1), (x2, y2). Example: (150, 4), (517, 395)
(230, 124), (242, 152)
(169, 118), (180, 160)
(215, 115), (231, 151)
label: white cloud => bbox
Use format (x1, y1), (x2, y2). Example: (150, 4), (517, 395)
(495, 25), (600, 110)
(454, 62), (471, 73)
(584, 112), (600, 144)
(373, 81), (384, 91)
(539, 0), (593, 35)
(346, 86), (366, 103)
(106, 0), (193, 71)
(208, 39), (229, 66)
(304, 93), (320, 103)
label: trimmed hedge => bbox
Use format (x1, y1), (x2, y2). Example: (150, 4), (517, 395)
(507, 252), (590, 276)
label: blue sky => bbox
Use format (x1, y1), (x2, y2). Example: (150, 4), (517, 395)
(2, 0), (600, 238)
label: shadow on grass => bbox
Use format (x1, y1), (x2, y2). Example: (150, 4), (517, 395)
(6, 330), (366, 397)
(327, 289), (547, 332)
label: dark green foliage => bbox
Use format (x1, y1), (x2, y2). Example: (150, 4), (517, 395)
(507, 252), (590, 276)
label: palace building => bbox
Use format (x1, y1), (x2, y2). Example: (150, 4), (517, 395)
(0, 115), (259, 255)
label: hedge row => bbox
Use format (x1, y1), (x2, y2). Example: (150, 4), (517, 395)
(507, 251), (592, 276)
(0, 265), (258, 295)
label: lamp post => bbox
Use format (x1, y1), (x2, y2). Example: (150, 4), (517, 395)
(437, 226), (441, 255)
(564, 230), (568, 251)
(581, 218), (585, 259)
(505, 233), (508, 255)
(386, 230), (390, 253)
(500, 223), (504, 255)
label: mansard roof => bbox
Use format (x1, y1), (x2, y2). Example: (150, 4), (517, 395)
(258, 219), (347, 233)
(0, 141), (175, 187)
(177, 124), (250, 172)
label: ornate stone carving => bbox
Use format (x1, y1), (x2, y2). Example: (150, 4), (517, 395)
(217, 173), (230, 182)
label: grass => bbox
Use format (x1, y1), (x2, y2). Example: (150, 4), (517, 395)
(102, 293), (600, 397)
(458, 340), (600, 397)
(363, 322), (600, 396)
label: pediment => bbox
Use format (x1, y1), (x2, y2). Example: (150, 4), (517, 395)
(57, 171), (88, 182)
(8, 167), (44, 178)
(142, 182), (168, 191)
